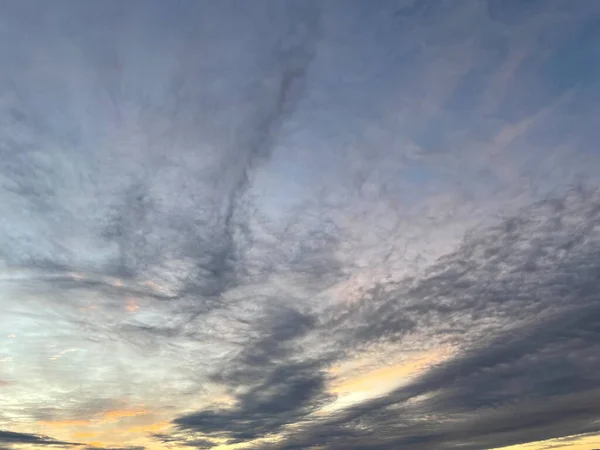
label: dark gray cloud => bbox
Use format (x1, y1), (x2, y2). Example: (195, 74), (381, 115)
(172, 306), (333, 442)
(328, 186), (600, 351)
(152, 188), (594, 448)
(152, 433), (217, 448)
(0, 429), (79, 446)
(253, 187), (600, 449)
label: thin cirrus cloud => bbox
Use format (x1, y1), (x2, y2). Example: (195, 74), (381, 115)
(1, 1), (600, 450)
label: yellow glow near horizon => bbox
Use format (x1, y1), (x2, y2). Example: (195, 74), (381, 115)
(492, 433), (600, 450)
(323, 347), (453, 413)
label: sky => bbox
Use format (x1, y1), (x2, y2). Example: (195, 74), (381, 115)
(1, 1), (600, 449)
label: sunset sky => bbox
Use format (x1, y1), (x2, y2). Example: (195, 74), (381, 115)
(2, 1), (600, 449)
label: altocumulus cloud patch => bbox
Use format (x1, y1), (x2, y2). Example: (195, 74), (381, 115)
(1, 1), (600, 450)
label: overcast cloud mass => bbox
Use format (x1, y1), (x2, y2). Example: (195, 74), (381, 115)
(2, 1), (600, 449)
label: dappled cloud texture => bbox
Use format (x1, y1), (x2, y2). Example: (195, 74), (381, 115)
(2, 1), (600, 449)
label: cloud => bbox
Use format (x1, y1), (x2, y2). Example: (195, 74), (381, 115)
(94, 0), (322, 303)
(2, 2), (600, 450)
(0, 429), (79, 446)
(149, 186), (600, 450)
(151, 433), (221, 449)
(255, 186), (600, 449)
(82, 447), (145, 450)
(0, 2), (334, 433)
(172, 306), (333, 443)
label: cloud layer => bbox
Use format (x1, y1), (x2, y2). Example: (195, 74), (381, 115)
(1, 1), (600, 449)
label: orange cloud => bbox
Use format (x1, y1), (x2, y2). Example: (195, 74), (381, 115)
(38, 407), (154, 432)
(123, 421), (170, 434)
(39, 419), (91, 427)
(35, 406), (165, 449)
(72, 431), (101, 439)
(99, 407), (150, 423)
(68, 421), (169, 448)
(125, 297), (139, 312)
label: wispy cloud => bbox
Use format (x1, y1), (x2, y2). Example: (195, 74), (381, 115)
(1, 1), (600, 449)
